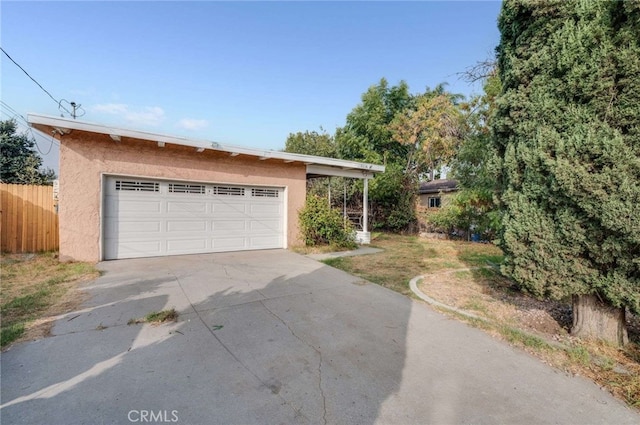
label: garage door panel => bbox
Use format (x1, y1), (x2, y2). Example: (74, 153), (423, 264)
(250, 235), (281, 249)
(250, 220), (281, 232)
(249, 203), (281, 215)
(212, 237), (247, 250)
(166, 201), (207, 214)
(167, 220), (208, 232)
(167, 238), (208, 253)
(213, 202), (247, 214)
(107, 240), (163, 258)
(116, 221), (162, 233)
(212, 220), (246, 232)
(104, 199), (162, 215)
(104, 178), (284, 259)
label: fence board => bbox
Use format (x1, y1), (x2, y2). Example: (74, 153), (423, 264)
(0, 183), (59, 253)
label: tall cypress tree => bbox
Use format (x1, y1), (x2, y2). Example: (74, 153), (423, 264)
(493, 0), (640, 345)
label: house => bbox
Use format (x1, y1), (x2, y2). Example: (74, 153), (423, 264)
(27, 114), (384, 262)
(418, 179), (458, 209)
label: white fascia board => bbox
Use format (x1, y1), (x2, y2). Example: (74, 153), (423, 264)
(306, 164), (376, 179)
(27, 113), (385, 176)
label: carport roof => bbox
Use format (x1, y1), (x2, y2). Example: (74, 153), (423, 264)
(28, 113), (385, 179)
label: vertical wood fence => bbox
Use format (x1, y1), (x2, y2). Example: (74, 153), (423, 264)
(0, 183), (59, 253)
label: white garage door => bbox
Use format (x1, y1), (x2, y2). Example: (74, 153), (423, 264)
(103, 177), (284, 260)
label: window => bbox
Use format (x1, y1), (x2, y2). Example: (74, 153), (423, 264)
(251, 188), (279, 198)
(212, 186), (244, 196)
(115, 180), (159, 192)
(168, 183), (205, 194)
(428, 197), (441, 208)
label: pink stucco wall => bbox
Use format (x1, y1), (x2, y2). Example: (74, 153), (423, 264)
(57, 131), (307, 262)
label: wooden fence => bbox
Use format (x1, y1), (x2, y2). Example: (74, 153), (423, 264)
(0, 183), (59, 253)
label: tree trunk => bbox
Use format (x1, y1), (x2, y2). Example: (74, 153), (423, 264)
(571, 294), (628, 346)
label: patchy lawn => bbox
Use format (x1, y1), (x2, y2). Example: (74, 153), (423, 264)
(322, 233), (504, 297)
(322, 233), (640, 409)
(1, 252), (99, 348)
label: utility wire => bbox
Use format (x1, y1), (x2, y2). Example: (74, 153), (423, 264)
(1, 100), (58, 155)
(1, 46), (72, 116)
(1, 99), (61, 147)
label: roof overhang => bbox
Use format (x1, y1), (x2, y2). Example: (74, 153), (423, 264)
(27, 113), (385, 179)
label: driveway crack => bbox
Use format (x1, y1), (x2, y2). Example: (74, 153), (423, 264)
(261, 301), (327, 425)
(168, 269), (310, 423)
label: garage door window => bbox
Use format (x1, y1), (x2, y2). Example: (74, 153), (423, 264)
(168, 183), (205, 194)
(115, 180), (159, 192)
(251, 188), (279, 197)
(212, 185), (245, 196)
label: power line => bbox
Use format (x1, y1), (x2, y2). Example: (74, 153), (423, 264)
(1, 46), (73, 117)
(1, 100), (58, 155)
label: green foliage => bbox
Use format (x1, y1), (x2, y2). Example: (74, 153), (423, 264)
(493, 1), (640, 313)
(0, 119), (56, 185)
(434, 72), (503, 240)
(368, 163), (417, 232)
(299, 195), (357, 249)
(389, 91), (465, 177)
(336, 78), (413, 165)
(284, 129), (337, 158)
(428, 190), (501, 240)
(333, 79), (464, 232)
(287, 79), (466, 233)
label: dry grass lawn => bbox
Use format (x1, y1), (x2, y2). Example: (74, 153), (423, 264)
(322, 233), (640, 409)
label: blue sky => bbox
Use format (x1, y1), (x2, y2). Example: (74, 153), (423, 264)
(1, 1), (502, 172)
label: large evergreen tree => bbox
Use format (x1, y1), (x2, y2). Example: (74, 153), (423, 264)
(493, 0), (640, 345)
(0, 120), (56, 185)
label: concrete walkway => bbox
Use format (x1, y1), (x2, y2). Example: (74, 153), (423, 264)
(1, 250), (638, 424)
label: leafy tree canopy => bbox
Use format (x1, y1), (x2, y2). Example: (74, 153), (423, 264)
(336, 78), (414, 165)
(284, 129), (337, 158)
(0, 120), (56, 185)
(287, 78), (465, 232)
(428, 71), (503, 239)
(389, 90), (465, 179)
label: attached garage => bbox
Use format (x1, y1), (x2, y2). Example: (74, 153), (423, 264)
(104, 177), (284, 259)
(27, 114), (384, 262)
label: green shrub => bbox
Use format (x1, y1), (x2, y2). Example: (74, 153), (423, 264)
(299, 195), (357, 249)
(369, 163), (418, 232)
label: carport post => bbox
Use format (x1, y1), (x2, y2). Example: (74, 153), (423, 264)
(363, 177), (368, 233)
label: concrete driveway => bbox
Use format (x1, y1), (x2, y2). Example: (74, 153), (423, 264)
(1, 250), (638, 424)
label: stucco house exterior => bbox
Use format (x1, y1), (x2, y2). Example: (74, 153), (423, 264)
(27, 114), (384, 262)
